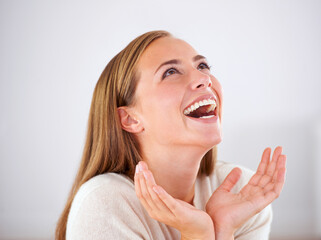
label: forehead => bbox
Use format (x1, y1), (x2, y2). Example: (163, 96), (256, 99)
(137, 37), (199, 70)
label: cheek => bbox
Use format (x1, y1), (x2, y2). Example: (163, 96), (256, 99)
(159, 88), (180, 105)
(143, 85), (184, 129)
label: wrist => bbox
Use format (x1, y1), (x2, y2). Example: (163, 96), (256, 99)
(181, 233), (214, 240)
(180, 215), (215, 240)
(208, 215), (235, 240)
(180, 229), (215, 240)
(180, 222), (215, 240)
(214, 227), (235, 240)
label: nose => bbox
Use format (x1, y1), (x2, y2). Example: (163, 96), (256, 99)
(190, 70), (212, 90)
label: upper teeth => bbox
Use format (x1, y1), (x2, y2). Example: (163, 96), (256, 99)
(183, 98), (216, 115)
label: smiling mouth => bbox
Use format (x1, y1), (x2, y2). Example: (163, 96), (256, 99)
(183, 98), (217, 119)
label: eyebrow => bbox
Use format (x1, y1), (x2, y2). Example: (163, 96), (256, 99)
(154, 54), (207, 74)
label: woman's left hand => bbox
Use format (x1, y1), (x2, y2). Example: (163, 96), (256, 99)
(135, 161), (215, 240)
(205, 146), (286, 238)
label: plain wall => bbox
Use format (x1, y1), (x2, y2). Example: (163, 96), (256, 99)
(1, 0), (320, 239)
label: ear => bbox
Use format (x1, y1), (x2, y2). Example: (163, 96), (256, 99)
(117, 107), (144, 133)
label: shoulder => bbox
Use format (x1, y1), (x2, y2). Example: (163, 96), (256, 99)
(68, 173), (137, 221)
(66, 173), (150, 240)
(77, 172), (135, 200)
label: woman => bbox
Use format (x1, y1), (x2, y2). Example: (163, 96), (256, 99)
(56, 30), (286, 240)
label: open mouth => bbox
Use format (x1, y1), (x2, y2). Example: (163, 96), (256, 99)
(183, 98), (217, 119)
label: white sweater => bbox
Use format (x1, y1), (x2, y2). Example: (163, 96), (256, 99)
(66, 161), (272, 240)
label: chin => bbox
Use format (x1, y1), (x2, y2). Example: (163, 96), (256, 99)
(200, 124), (222, 144)
(192, 131), (222, 151)
(207, 134), (222, 148)
(211, 137), (222, 149)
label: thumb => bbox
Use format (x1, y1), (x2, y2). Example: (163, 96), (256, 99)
(217, 167), (242, 192)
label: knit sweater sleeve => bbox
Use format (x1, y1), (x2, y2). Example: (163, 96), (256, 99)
(66, 174), (152, 240)
(234, 205), (272, 240)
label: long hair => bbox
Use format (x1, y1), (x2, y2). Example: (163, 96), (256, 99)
(55, 30), (217, 240)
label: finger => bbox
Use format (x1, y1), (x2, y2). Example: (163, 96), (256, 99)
(274, 154), (286, 181)
(134, 165), (143, 199)
(264, 168), (286, 202)
(264, 155), (286, 201)
(258, 147), (271, 175)
(217, 167), (242, 192)
(138, 161), (170, 209)
(271, 146), (283, 163)
(137, 162), (163, 211)
(136, 164), (176, 222)
(143, 170), (174, 215)
(248, 148), (271, 186)
(139, 161), (149, 170)
(153, 185), (182, 217)
(139, 170), (158, 210)
(272, 155), (286, 193)
(263, 154), (286, 193)
(265, 146), (283, 177)
(258, 147), (282, 188)
(134, 167), (152, 212)
(137, 162), (157, 210)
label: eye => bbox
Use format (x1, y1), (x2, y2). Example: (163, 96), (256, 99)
(162, 68), (179, 79)
(198, 62), (211, 71)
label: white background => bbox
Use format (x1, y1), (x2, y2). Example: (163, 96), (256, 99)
(1, 0), (320, 239)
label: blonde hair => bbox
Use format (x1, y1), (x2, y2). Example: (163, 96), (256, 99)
(55, 30), (217, 240)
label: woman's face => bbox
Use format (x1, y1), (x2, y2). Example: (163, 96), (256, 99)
(133, 37), (223, 150)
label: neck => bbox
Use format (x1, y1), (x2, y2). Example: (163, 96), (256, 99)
(141, 144), (207, 204)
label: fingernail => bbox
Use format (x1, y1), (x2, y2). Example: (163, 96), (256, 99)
(138, 162), (143, 172)
(135, 165), (139, 174)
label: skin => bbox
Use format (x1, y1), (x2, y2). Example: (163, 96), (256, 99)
(120, 37), (223, 204)
(117, 37), (286, 240)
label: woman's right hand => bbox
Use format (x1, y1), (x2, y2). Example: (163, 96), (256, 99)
(134, 161), (215, 240)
